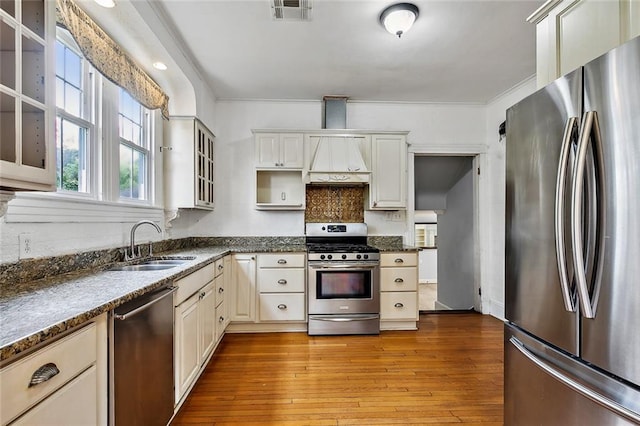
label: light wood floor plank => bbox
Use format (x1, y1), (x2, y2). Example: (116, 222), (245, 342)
(172, 312), (504, 425)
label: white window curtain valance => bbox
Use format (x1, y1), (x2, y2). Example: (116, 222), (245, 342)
(56, 0), (170, 119)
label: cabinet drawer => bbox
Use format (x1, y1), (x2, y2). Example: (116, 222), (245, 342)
(214, 258), (225, 278)
(215, 275), (225, 306)
(380, 267), (417, 291)
(0, 323), (97, 425)
(175, 263), (215, 305)
(380, 292), (418, 321)
(12, 365), (97, 426)
(259, 294), (306, 322)
(258, 268), (305, 293)
(380, 252), (417, 267)
(258, 253), (305, 268)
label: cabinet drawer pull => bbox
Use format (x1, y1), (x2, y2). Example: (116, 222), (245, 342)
(394, 278), (404, 283)
(394, 258), (404, 263)
(218, 264), (223, 270)
(277, 259), (287, 264)
(218, 287), (224, 293)
(29, 363), (60, 387)
(394, 303), (404, 308)
(277, 279), (287, 285)
(277, 304), (287, 310)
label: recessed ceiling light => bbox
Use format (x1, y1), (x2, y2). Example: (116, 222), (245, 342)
(94, 0), (115, 8)
(152, 62), (168, 71)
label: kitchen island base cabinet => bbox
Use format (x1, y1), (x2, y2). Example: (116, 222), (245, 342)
(379, 252), (419, 331)
(0, 315), (107, 426)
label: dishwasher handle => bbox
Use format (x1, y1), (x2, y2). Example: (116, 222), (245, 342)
(114, 286), (177, 320)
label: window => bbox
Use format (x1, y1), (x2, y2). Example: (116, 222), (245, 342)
(55, 35), (92, 193)
(53, 30), (156, 205)
(118, 89), (150, 201)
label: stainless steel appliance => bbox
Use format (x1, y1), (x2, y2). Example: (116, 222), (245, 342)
(306, 223), (380, 335)
(110, 286), (176, 425)
(505, 36), (640, 424)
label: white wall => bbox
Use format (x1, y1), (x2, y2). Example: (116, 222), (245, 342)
(169, 100), (487, 239)
(482, 77), (537, 319)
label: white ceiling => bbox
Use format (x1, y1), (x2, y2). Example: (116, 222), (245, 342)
(149, 0), (543, 104)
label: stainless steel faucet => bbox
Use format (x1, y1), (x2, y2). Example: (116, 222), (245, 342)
(126, 220), (162, 260)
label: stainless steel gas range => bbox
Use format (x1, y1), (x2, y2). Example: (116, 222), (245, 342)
(306, 223), (380, 335)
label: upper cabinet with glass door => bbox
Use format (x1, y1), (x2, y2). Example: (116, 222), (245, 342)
(0, 0), (56, 191)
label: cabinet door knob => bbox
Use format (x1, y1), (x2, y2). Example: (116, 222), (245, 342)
(219, 316), (224, 322)
(218, 264), (223, 270)
(218, 287), (224, 293)
(394, 302), (404, 308)
(277, 279), (287, 285)
(29, 363), (60, 387)
(277, 304), (287, 310)
(277, 259), (287, 264)
(394, 278), (404, 283)
(394, 258), (404, 263)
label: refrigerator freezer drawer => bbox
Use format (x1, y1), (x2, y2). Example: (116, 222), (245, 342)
(505, 324), (640, 425)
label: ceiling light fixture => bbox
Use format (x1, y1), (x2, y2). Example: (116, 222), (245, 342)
(379, 3), (419, 38)
(153, 62), (168, 71)
(94, 0), (115, 8)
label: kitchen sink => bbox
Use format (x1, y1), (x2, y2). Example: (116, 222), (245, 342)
(107, 256), (195, 271)
(109, 264), (179, 271)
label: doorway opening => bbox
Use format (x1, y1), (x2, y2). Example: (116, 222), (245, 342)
(413, 155), (476, 312)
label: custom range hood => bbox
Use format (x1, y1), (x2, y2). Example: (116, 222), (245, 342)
(307, 96), (370, 184)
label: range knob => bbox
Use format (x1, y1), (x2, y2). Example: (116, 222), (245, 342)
(327, 255), (333, 260)
(341, 254), (347, 260)
(320, 254), (326, 260)
(356, 254), (362, 259)
(363, 254), (369, 259)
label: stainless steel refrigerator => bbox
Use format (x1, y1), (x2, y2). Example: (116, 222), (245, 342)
(505, 36), (640, 425)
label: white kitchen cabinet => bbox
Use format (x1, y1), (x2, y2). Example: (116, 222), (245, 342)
(255, 132), (304, 169)
(257, 253), (306, 322)
(368, 134), (408, 210)
(0, 316), (107, 426)
(529, 0), (640, 87)
(253, 131), (305, 210)
(0, 0), (56, 191)
(230, 254), (256, 322)
(380, 252), (418, 330)
(173, 262), (216, 405)
(165, 117), (215, 210)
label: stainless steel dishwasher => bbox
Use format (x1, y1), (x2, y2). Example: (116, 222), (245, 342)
(109, 286), (176, 425)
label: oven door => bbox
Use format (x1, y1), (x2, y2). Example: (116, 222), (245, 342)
(308, 262), (380, 315)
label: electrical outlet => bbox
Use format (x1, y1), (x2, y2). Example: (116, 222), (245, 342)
(390, 211), (404, 221)
(19, 233), (34, 259)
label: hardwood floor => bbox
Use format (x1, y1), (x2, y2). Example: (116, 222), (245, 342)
(172, 313), (505, 425)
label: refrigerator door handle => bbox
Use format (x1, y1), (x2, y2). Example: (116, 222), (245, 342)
(509, 336), (640, 423)
(572, 111), (605, 319)
(555, 116), (578, 312)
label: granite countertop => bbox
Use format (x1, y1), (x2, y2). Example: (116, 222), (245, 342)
(0, 239), (415, 362)
(0, 244), (308, 362)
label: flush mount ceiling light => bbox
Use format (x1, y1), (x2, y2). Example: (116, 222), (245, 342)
(94, 0), (115, 8)
(379, 3), (419, 38)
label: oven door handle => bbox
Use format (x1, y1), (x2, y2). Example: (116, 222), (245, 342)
(308, 263), (379, 270)
(309, 315), (380, 322)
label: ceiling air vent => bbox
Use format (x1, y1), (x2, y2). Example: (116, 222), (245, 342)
(271, 0), (312, 21)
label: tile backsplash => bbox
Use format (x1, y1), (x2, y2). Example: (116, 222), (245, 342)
(305, 186), (364, 223)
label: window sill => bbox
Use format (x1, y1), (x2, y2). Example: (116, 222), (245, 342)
(5, 192), (164, 223)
